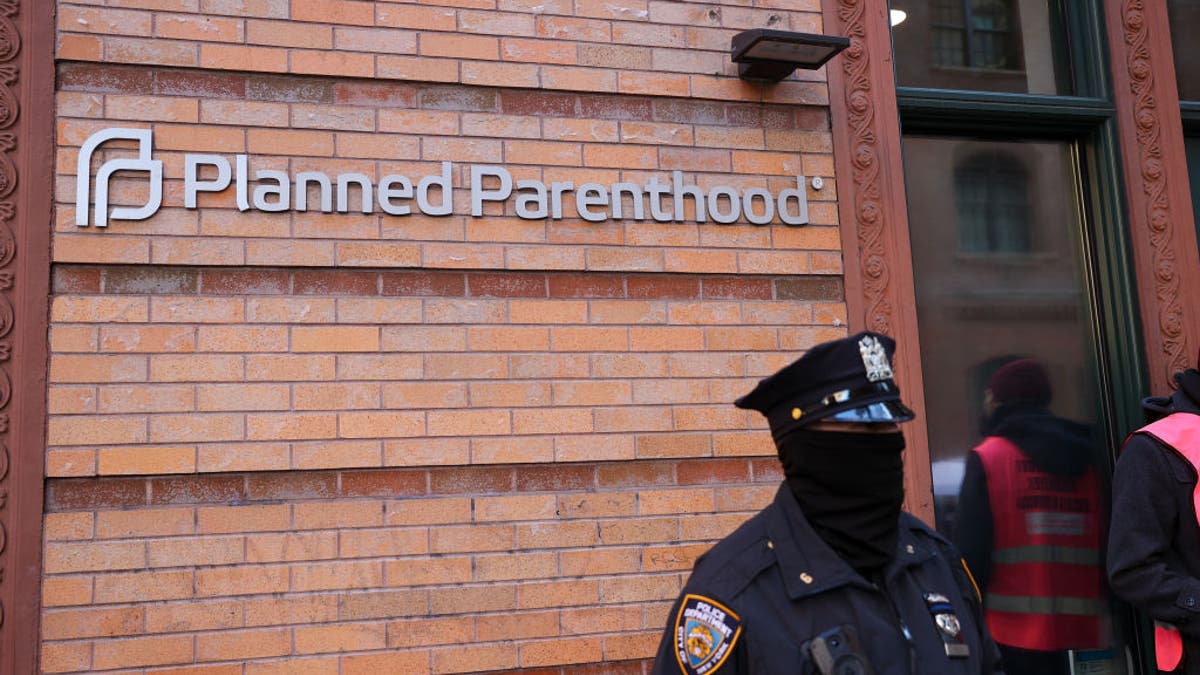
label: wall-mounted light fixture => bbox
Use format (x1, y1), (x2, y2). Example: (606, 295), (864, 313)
(730, 29), (851, 82)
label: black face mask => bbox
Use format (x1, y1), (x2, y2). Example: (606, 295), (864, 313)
(777, 428), (906, 576)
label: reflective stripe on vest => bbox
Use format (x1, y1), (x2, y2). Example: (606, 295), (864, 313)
(991, 545), (1102, 566)
(1134, 413), (1200, 672)
(984, 593), (1105, 616)
(974, 435), (1104, 651)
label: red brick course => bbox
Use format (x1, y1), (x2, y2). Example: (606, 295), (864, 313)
(45, 459), (781, 512)
(54, 265), (843, 301)
(47, 266), (833, 481)
(59, 1), (826, 103)
(56, 63), (839, 272)
(42, 458), (777, 672)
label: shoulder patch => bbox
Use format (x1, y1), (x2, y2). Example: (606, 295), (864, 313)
(673, 594), (743, 675)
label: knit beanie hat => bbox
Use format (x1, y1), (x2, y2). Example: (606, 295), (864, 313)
(987, 358), (1052, 407)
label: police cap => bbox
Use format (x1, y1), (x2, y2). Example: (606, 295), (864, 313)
(735, 331), (915, 440)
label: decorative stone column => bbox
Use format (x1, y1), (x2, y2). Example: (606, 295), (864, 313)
(823, 0), (933, 520)
(1106, 0), (1200, 393)
(0, 0), (52, 672)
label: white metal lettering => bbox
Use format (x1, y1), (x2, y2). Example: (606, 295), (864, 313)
(76, 128), (812, 227)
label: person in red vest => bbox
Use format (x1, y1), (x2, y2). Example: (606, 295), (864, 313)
(954, 357), (1107, 675)
(1109, 354), (1200, 674)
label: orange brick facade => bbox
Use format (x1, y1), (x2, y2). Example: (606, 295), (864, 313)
(43, 0), (845, 672)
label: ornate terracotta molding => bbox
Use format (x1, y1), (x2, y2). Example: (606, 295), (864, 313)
(832, 0), (891, 336)
(0, 0), (50, 671)
(0, 0), (17, 662)
(1107, 0), (1200, 392)
(823, 0), (933, 520)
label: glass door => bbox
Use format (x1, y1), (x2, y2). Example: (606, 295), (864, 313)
(891, 1), (1147, 672)
(904, 138), (1099, 527)
(904, 136), (1124, 673)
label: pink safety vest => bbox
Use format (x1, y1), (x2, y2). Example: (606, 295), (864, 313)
(1132, 413), (1200, 672)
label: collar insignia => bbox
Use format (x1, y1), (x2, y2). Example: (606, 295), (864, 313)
(859, 335), (893, 382)
(674, 594), (743, 675)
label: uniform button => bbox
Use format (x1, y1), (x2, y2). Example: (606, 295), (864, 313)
(766, 540), (774, 550)
(1188, 597), (1197, 608)
(800, 573), (814, 584)
(905, 545), (915, 554)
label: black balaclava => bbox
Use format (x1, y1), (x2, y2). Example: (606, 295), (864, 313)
(1178, 368), (1200, 409)
(778, 427), (906, 576)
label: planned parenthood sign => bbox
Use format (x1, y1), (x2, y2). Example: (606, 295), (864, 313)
(76, 128), (811, 229)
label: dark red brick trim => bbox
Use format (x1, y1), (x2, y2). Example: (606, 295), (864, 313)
(58, 62), (821, 128)
(53, 265), (846, 302)
(44, 458), (782, 513)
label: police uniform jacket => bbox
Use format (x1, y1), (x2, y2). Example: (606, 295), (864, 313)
(1108, 374), (1200, 674)
(651, 484), (1005, 675)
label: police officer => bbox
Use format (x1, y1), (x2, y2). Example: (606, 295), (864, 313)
(651, 332), (1005, 675)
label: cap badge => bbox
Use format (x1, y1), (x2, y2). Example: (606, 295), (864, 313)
(858, 335), (893, 382)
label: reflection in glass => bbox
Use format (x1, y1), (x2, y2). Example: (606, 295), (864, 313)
(932, 0), (1019, 69)
(955, 151), (1030, 252)
(1169, 0), (1200, 101)
(892, 0), (1072, 94)
(1186, 137), (1200, 250)
(904, 137), (1123, 674)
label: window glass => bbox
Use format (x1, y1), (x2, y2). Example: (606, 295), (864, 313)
(954, 150), (1031, 252)
(1186, 137), (1200, 250)
(892, 0), (1073, 94)
(904, 136), (1126, 673)
(1170, 0), (1200, 101)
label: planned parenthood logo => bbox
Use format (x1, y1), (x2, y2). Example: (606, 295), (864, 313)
(76, 127), (811, 228)
(76, 128), (163, 228)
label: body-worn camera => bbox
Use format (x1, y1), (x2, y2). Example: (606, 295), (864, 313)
(806, 625), (876, 675)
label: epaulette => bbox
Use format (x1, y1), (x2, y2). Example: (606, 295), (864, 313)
(900, 512), (950, 545)
(899, 513), (982, 603)
(687, 511), (776, 599)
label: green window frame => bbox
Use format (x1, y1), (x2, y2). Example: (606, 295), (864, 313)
(891, 0), (1150, 670)
(894, 0), (1144, 490)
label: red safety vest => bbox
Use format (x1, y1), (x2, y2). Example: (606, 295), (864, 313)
(1132, 413), (1200, 672)
(974, 436), (1106, 651)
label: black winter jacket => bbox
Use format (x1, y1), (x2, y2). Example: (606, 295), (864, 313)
(651, 484), (1005, 675)
(1108, 368), (1200, 673)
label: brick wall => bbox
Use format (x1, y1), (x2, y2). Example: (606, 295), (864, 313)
(42, 460), (785, 672)
(49, 0), (846, 672)
(55, 0), (826, 103)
